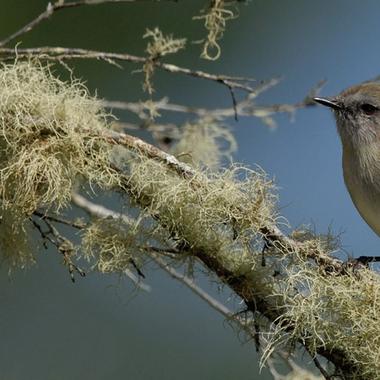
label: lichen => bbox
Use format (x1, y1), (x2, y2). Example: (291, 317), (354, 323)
(82, 215), (153, 274)
(0, 61), (121, 265)
(194, 0), (238, 60)
(127, 156), (277, 274)
(261, 249), (380, 379)
(0, 210), (33, 268)
(0, 61), (120, 215)
(170, 120), (237, 169)
(142, 28), (186, 94)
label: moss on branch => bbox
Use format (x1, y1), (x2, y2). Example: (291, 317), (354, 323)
(0, 62), (379, 379)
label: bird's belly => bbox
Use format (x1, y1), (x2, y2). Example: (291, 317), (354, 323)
(344, 173), (380, 236)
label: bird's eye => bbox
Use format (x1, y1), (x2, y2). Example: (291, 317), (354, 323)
(360, 103), (378, 115)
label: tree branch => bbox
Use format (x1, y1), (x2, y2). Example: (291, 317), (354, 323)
(0, 47), (257, 94)
(84, 126), (370, 377)
(0, 0), (178, 48)
(93, 127), (345, 273)
(71, 193), (331, 379)
(103, 90), (317, 122)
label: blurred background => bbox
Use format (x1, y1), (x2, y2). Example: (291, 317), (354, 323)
(0, 0), (380, 379)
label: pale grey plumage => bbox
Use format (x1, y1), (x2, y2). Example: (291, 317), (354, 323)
(315, 83), (380, 236)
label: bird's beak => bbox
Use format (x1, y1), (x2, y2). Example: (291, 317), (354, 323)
(313, 97), (342, 110)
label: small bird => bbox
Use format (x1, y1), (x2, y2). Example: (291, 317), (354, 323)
(314, 83), (380, 255)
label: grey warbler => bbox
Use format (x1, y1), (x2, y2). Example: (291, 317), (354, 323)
(314, 83), (380, 252)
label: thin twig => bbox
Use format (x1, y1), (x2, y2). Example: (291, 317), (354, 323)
(70, 192), (352, 378)
(33, 210), (87, 229)
(73, 194), (257, 332)
(37, 197), (151, 289)
(97, 128), (199, 180)
(123, 268), (151, 292)
(103, 89), (316, 122)
(42, 218), (86, 280)
(72, 195), (328, 379)
(152, 253), (234, 318)
(0, 0), (178, 48)
(227, 85), (238, 121)
(72, 192), (134, 222)
(31, 215), (86, 281)
(0, 47), (257, 93)
(88, 126), (345, 273)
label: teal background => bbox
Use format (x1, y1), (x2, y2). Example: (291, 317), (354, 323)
(1, 1), (380, 379)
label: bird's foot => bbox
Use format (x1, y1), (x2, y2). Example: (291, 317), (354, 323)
(346, 255), (380, 270)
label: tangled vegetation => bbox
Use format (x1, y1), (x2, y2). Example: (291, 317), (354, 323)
(194, 0), (239, 60)
(0, 61), (120, 264)
(0, 56), (379, 379)
(143, 28), (186, 94)
(1, 1), (376, 380)
(0, 61), (119, 215)
(170, 120), (237, 169)
(123, 149), (380, 379)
